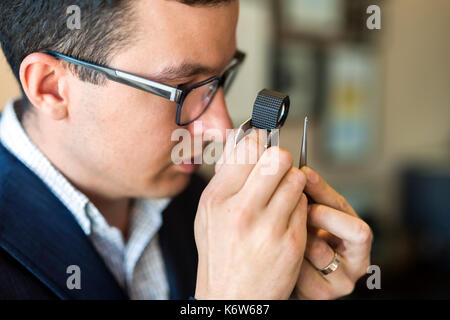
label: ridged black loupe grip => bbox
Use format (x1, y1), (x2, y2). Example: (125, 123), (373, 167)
(250, 89), (290, 130)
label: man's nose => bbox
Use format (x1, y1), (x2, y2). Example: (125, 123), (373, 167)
(188, 88), (233, 142)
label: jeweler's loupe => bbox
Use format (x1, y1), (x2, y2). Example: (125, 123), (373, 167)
(234, 89), (290, 149)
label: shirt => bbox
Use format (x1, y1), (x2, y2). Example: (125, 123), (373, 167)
(0, 99), (171, 299)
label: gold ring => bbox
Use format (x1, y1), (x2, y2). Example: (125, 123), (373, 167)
(319, 251), (340, 275)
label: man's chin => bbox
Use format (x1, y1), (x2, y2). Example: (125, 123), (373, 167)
(164, 171), (193, 197)
(145, 168), (193, 198)
(135, 163), (198, 199)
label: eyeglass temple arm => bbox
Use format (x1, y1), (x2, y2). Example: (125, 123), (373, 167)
(44, 51), (182, 102)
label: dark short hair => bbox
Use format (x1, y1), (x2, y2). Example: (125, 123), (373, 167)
(0, 0), (232, 113)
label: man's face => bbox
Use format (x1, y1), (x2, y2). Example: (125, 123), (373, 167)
(64, 0), (238, 198)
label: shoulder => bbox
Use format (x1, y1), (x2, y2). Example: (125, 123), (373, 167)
(0, 143), (18, 191)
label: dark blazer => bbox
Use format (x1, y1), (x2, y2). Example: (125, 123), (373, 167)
(0, 142), (204, 299)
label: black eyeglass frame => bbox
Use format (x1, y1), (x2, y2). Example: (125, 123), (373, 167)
(44, 50), (246, 126)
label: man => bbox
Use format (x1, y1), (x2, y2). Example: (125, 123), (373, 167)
(0, 0), (372, 299)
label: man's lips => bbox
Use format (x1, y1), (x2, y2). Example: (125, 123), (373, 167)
(176, 155), (202, 173)
(177, 162), (200, 173)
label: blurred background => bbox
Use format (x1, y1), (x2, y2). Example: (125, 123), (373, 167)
(1, 0), (449, 299)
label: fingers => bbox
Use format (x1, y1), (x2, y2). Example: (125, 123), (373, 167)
(305, 232), (336, 270)
(301, 167), (357, 216)
(307, 204), (373, 252)
(304, 232), (353, 287)
(266, 167), (306, 226)
(215, 128), (266, 173)
(297, 257), (355, 300)
(240, 146), (294, 209)
(214, 129), (237, 174)
(210, 129), (265, 199)
(315, 228), (342, 250)
(286, 193), (308, 237)
(295, 260), (331, 300)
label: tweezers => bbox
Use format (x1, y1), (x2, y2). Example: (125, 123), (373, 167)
(299, 116), (308, 168)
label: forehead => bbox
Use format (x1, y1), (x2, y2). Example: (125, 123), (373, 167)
(114, 0), (239, 75)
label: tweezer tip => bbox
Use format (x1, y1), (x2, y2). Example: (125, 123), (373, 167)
(299, 115), (308, 168)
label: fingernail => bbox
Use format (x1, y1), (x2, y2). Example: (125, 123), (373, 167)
(306, 167), (319, 184)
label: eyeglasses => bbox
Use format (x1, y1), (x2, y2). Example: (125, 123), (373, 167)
(44, 50), (246, 126)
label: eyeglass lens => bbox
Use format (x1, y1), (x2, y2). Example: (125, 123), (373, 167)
(179, 79), (220, 125)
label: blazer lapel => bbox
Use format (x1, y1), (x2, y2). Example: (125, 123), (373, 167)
(0, 144), (126, 299)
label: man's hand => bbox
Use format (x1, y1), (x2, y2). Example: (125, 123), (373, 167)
(194, 130), (308, 300)
(294, 167), (373, 300)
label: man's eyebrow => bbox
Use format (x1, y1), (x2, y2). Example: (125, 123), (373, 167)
(149, 50), (238, 83)
(151, 63), (217, 83)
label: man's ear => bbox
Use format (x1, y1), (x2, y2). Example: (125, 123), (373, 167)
(19, 52), (70, 120)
